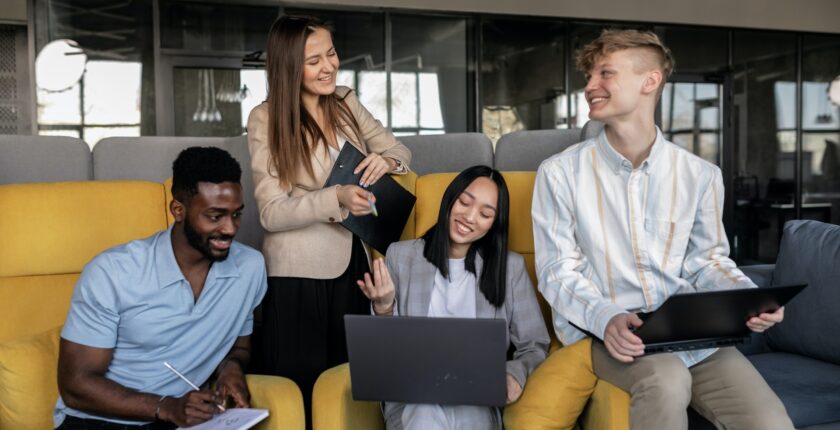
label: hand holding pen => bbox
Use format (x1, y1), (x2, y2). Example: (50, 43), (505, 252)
(159, 361), (225, 426)
(336, 185), (377, 217)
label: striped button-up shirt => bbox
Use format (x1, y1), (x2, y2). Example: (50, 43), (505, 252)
(532, 128), (755, 367)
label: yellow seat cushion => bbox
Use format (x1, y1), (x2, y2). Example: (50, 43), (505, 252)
(0, 181), (169, 278)
(0, 274), (78, 342)
(500, 172), (560, 349)
(312, 363), (384, 430)
(247, 374), (306, 430)
(414, 173), (459, 238)
(500, 172), (536, 255)
(503, 338), (598, 429)
(164, 177), (175, 226)
(0, 326), (62, 430)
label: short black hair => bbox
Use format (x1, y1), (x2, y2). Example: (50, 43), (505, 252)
(171, 146), (242, 202)
(421, 165), (510, 308)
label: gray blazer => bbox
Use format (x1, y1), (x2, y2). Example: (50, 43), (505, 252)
(385, 239), (550, 388)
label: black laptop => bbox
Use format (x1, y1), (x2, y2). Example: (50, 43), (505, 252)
(344, 315), (508, 407)
(633, 284), (807, 353)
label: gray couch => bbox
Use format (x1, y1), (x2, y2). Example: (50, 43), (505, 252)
(691, 220), (840, 429)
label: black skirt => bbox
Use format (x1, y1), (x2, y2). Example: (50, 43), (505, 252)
(253, 235), (371, 421)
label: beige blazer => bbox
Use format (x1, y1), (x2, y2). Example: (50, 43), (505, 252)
(247, 86), (412, 279)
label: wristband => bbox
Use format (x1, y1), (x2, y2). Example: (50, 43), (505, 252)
(154, 395), (168, 421)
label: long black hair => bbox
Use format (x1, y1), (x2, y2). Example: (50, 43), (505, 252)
(421, 165), (510, 308)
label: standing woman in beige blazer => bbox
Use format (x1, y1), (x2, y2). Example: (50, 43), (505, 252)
(246, 15), (411, 418)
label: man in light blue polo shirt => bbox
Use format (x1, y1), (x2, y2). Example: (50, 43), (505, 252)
(55, 147), (268, 429)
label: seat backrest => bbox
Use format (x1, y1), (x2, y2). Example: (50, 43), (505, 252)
(494, 129), (581, 171)
(0, 135), (92, 184)
(580, 120), (604, 141)
(399, 133), (494, 175)
(93, 136), (230, 182)
(0, 180), (169, 342)
(92, 136), (263, 251)
(222, 135), (262, 250)
(767, 220), (840, 365)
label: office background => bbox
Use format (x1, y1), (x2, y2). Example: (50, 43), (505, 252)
(1, 0), (839, 264)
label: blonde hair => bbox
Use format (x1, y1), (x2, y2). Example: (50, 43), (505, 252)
(576, 29), (674, 96)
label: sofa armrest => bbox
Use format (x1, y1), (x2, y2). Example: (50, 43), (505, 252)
(246, 374), (305, 430)
(312, 363), (384, 430)
(740, 264), (775, 288)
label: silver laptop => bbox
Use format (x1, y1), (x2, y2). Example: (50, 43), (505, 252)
(344, 315), (507, 407)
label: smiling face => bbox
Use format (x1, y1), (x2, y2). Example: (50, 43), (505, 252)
(180, 182), (243, 262)
(584, 48), (661, 124)
(301, 27), (339, 100)
(448, 177), (499, 258)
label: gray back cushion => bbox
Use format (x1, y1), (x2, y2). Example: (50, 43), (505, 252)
(93, 136), (230, 182)
(580, 120), (604, 141)
(494, 129), (581, 171)
(0, 135), (92, 184)
(766, 220), (840, 365)
(92, 136), (263, 251)
(222, 135), (262, 251)
(399, 133), (493, 175)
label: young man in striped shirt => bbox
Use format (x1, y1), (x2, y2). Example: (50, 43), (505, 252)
(530, 29), (792, 429)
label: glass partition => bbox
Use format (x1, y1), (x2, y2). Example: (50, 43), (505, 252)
(391, 14), (469, 134)
(731, 31), (797, 263)
(33, 0), (154, 147)
(801, 35), (840, 227)
(481, 18), (565, 145)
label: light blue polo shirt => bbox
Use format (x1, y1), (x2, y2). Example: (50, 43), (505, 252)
(54, 227), (267, 426)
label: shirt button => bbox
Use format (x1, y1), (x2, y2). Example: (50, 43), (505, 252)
(329, 217), (335, 222)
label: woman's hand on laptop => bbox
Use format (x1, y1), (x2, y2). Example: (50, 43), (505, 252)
(357, 258), (396, 315)
(604, 313), (645, 363)
(747, 306), (785, 333)
(506, 374), (522, 404)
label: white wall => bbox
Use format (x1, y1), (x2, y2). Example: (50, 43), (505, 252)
(293, 0), (840, 34)
(0, 0), (27, 24)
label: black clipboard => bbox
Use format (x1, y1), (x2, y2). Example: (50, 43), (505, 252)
(324, 144), (416, 254)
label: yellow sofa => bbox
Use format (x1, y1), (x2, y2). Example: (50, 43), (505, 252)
(311, 172), (630, 429)
(0, 180), (305, 430)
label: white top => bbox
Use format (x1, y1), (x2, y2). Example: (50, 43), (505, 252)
(532, 127), (755, 367)
(428, 258), (477, 318)
(328, 131), (347, 162)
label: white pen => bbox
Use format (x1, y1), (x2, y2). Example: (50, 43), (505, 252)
(163, 361), (226, 412)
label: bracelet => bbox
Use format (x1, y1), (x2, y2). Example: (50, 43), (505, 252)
(154, 395), (168, 421)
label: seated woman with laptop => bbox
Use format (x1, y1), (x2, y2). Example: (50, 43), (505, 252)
(355, 165), (550, 429)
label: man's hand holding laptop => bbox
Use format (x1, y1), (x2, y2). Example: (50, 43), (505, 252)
(604, 306), (786, 362)
(604, 313), (646, 363)
(746, 306), (785, 333)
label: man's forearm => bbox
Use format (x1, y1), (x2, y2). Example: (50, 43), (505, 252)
(216, 345), (250, 376)
(60, 372), (163, 422)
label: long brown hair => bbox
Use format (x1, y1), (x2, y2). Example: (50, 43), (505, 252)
(264, 15), (364, 187)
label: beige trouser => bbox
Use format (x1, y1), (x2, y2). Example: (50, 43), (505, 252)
(592, 343), (794, 430)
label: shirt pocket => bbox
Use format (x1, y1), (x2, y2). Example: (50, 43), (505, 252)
(644, 218), (693, 265)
